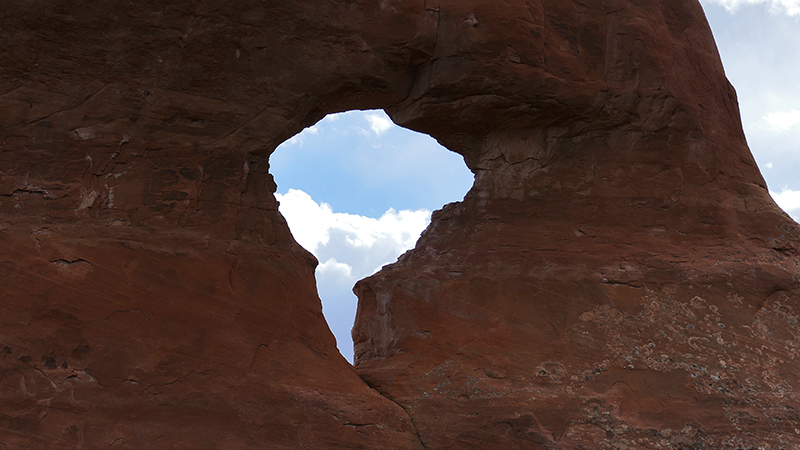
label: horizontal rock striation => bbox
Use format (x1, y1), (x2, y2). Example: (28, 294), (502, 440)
(1, 0), (798, 448)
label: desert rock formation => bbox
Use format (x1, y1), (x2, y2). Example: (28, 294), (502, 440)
(1, 0), (799, 448)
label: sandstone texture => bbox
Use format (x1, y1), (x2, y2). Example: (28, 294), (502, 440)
(1, 0), (799, 449)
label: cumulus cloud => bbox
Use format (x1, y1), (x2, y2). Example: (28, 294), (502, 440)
(365, 113), (394, 136)
(758, 109), (800, 132)
(705, 0), (800, 15)
(316, 258), (356, 290)
(770, 189), (800, 220)
(282, 123), (321, 147)
(275, 188), (431, 362)
(317, 257), (353, 278)
(275, 189), (430, 278)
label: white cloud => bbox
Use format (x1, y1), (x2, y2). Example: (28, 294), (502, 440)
(275, 189), (430, 363)
(282, 124), (321, 147)
(706, 0), (800, 15)
(317, 258), (353, 279)
(316, 258), (356, 290)
(274, 188), (335, 250)
(275, 189), (430, 277)
(365, 113), (394, 136)
(770, 188), (800, 220)
(765, 162), (774, 169)
(275, 188), (432, 358)
(758, 109), (800, 132)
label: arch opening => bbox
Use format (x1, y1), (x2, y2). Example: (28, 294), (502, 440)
(270, 109), (474, 362)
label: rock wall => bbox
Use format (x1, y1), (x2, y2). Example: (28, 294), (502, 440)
(1, 0), (798, 448)
(0, 1), (426, 448)
(353, 1), (800, 447)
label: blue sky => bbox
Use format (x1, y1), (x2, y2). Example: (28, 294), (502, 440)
(272, 113), (473, 362)
(272, 1), (800, 362)
(703, 0), (800, 204)
(271, 111), (472, 217)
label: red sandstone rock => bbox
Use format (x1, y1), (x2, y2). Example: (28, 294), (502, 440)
(353, 1), (800, 448)
(1, 0), (798, 448)
(1, 1), (427, 448)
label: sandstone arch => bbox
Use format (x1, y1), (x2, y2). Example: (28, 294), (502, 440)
(1, 0), (799, 448)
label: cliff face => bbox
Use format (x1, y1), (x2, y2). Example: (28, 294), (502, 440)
(0, 1), (426, 448)
(352, 1), (800, 447)
(1, 0), (798, 449)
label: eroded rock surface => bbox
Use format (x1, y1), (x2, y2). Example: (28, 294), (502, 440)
(1, 0), (798, 448)
(0, 1), (428, 448)
(353, 1), (800, 448)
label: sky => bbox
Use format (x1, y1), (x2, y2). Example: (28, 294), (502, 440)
(272, 2), (800, 363)
(271, 112), (474, 362)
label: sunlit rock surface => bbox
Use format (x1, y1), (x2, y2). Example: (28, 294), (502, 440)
(1, 0), (798, 448)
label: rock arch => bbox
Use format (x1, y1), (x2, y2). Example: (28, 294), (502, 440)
(1, 0), (798, 448)
(271, 109), (473, 363)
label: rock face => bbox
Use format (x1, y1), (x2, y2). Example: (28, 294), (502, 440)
(1, 0), (798, 449)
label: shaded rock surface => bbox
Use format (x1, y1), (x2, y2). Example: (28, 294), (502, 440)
(0, 0), (798, 448)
